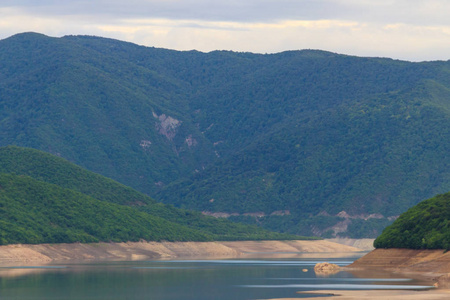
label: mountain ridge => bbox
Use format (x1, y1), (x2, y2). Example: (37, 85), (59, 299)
(2, 32), (450, 237)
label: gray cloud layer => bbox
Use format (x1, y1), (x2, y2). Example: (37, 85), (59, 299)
(1, 0), (450, 61)
(1, 1), (335, 22)
(2, 0), (448, 24)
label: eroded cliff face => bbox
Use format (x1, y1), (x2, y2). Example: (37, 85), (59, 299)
(152, 112), (201, 153)
(153, 112), (182, 141)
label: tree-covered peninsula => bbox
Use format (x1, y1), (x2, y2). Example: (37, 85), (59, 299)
(374, 192), (450, 249)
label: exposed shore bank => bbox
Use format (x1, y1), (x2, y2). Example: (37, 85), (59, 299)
(349, 248), (450, 276)
(326, 238), (375, 251)
(0, 240), (362, 264)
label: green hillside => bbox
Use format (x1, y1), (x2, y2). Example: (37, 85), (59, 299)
(374, 192), (450, 249)
(0, 145), (155, 206)
(158, 79), (450, 237)
(2, 32), (450, 237)
(0, 146), (305, 243)
(0, 32), (216, 195)
(0, 173), (211, 244)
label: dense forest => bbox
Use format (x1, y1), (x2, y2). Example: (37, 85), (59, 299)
(0, 173), (210, 244)
(374, 192), (450, 249)
(0, 146), (304, 244)
(1, 32), (450, 237)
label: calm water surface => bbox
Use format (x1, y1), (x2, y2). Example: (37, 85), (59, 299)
(0, 254), (433, 300)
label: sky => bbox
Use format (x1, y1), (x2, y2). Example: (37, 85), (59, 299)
(1, 0), (450, 62)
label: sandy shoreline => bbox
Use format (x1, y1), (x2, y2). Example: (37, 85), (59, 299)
(269, 289), (450, 300)
(267, 248), (450, 300)
(0, 240), (362, 264)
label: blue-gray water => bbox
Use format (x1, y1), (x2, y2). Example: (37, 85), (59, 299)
(0, 256), (433, 300)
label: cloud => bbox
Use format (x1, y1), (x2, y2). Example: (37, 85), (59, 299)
(3, 0), (450, 25)
(0, 0), (338, 22)
(1, 1), (450, 61)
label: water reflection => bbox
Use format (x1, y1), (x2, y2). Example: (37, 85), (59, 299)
(0, 255), (434, 300)
(242, 283), (434, 290)
(241, 284), (434, 290)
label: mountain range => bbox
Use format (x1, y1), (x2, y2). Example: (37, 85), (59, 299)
(1, 32), (450, 237)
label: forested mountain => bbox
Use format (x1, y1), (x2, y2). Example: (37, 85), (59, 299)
(0, 146), (301, 244)
(1, 32), (450, 237)
(374, 192), (450, 249)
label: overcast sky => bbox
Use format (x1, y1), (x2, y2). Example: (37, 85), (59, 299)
(1, 0), (450, 61)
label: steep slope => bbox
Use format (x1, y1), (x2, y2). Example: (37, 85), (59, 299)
(157, 63), (450, 237)
(374, 192), (450, 249)
(159, 80), (450, 236)
(0, 32), (216, 195)
(0, 146), (304, 242)
(2, 32), (450, 237)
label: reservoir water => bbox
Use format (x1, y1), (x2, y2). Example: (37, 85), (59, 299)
(0, 254), (433, 299)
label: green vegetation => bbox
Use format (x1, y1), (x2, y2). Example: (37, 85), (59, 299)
(0, 145), (307, 244)
(0, 145), (155, 206)
(2, 32), (450, 237)
(0, 173), (211, 244)
(374, 192), (450, 249)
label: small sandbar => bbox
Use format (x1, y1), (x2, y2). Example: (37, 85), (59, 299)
(293, 289), (450, 299)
